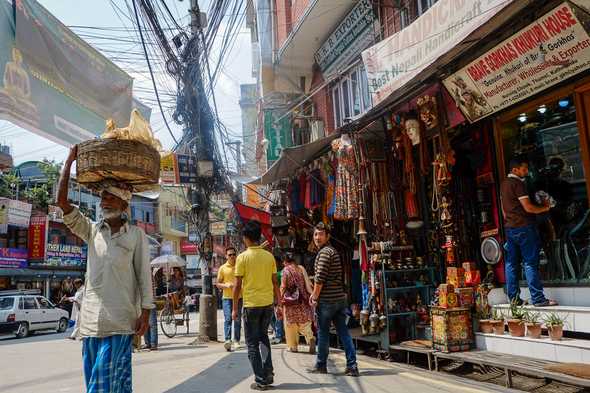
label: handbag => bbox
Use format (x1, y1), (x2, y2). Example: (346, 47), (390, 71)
(282, 285), (301, 306)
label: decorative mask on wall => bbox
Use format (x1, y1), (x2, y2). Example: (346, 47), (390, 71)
(404, 118), (421, 146)
(416, 94), (439, 130)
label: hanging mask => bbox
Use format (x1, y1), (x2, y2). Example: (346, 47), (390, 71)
(404, 118), (420, 146)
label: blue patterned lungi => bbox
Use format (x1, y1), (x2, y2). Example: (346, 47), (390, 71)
(83, 335), (133, 393)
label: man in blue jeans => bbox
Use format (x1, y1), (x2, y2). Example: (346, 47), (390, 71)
(216, 247), (242, 351)
(308, 222), (359, 377)
(500, 157), (558, 307)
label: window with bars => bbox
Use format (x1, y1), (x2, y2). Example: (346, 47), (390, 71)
(331, 64), (372, 129)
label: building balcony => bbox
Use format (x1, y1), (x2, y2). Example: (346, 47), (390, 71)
(276, 0), (356, 75)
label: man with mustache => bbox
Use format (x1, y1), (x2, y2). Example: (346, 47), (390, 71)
(57, 146), (154, 393)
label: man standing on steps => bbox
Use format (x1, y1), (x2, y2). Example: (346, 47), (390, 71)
(217, 246), (242, 352)
(501, 157), (558, 307)
(57, 146), (154, 393)
(308, 222), (359, 377)
(232, 221), (281, 391)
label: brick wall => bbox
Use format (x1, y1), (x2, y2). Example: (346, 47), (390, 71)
(291, 0), (311, 28)
(380, 0), (420, 39)
(311, 67), (335, 135)
(275, 0), (290, 49)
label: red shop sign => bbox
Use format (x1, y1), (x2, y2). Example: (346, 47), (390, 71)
(28, 214), (47, 260)
(180, 240), (198, 255)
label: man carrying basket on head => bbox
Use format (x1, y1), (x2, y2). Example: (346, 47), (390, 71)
(57, 144), (154, 393)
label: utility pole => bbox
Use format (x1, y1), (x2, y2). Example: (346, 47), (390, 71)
(188, 0), (217, 342)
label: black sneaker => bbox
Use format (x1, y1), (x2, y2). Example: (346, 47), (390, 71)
(307, 366), (328, 374)
(250, 382), (268, 391)
(345, 367), (360, 377)
(266, 372), (274, 385)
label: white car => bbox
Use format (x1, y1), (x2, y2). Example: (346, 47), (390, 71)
(0, 292), (69, 338)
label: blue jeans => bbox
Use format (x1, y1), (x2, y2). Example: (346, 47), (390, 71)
(271, 309), (284, 340)
(143, 309), (158, 348)
(243, 306), (274, 384)
(222, 298), (242, 341)
(315, 300), (357, 369)
(505, 225), (547, 305)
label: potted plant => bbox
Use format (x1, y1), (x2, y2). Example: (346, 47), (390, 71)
(507, 301), (526, 337)
(477, 308), (493, 333)
(490, 308), (505, 335)
(544, 313), (567, 341)
(524, 311), (542, 339)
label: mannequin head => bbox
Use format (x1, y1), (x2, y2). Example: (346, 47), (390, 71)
(405, 118), (420, 146)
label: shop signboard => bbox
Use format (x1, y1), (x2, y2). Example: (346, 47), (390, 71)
(243, 184), (266, 210)
(176, 154), (198, 184)
(44, 243), (87, 267)
(28, 214), (47, 260)
(263, 109), (292, 163)
(209, 221), (227, 236)
(0, 248), (28, 268)
(443, 3), (590, 123)
(160, 152), (179, 184)
(314, 0), (377, 78)
(180, 239), (198, 255)
(362, 0), (514, 106)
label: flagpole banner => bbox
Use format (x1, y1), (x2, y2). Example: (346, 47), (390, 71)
(443, 2), (590, 123)
(362, 0), (514, 106)
(0, 0), (135, 146)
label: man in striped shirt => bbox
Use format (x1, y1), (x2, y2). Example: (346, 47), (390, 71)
(308, 223), (359, 377)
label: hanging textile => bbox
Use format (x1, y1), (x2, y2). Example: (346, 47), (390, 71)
(334, 143), (360, 221)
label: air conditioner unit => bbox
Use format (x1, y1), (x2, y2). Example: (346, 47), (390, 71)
(310, 120), (325, 142)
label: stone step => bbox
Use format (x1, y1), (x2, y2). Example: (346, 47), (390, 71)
(492, 304), (590, 334)
(488, 287), (590, 307)
(476, 332), (590, 364)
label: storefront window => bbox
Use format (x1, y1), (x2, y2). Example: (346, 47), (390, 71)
(351, 71), (361, 116)
(500, 95), (590, 283)
(333, 85), (341, 127)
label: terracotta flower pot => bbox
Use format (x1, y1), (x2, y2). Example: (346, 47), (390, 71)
(548, 325), (563, 341)
(479, 319), (493, 333)
(525, 322), (542, 339)
(507, 319), (525, 337)
(490, 320), (505, 335)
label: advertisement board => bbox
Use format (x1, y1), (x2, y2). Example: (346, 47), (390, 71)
(28, 214), (47, 260)
(177, 154), (198, 184)
(362, 0), (513, 106)
(0, 248), (28, 268)
(44, 243), (87, 267)
(443, 3), (590, 123)
(160, 152), (179, 184)
(264, 109), (292, 163)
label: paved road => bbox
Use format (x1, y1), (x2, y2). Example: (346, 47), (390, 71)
(0, 312), (518, 393)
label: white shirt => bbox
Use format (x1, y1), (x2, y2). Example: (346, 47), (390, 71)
(68, 286), (84, 322)
(63, 208), (154, 337)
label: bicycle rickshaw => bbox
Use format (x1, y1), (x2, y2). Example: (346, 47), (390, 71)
(151, 255), (190, 338)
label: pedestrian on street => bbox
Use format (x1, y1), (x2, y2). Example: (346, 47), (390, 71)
(270, 255), (285, 345)
(57, 146), (154, 393)
(217, 246), (242, 352)
(232, 221), (281, 391)
(308, 222), (359, 377)
(281, 252), (315, 354)
(143, 268), (163, 351)
(62, 278), (84, 340)
(500, 157), (558, 307)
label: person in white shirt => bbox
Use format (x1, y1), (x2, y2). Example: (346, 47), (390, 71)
(57, 146), (154, 393)
(62, 278), (84, 340)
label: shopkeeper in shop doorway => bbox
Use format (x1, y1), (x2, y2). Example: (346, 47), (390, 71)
(500, 157), (558, 307)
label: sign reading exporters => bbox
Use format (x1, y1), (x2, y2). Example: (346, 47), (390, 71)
(28, 214), (47, 260)
(443, 3), (590, 123)
(0, 248), (28, 268)
(362, 0), (514, 106)
(314, 0), (377, 77)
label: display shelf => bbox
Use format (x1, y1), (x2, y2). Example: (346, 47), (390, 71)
(384, 267), (435, 274)
(386, 285), (429, 292)
(387, 311), (417, 317)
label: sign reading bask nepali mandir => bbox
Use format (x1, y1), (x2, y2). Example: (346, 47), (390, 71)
(314, 0), (377, 77)
(443, 3), (590, 123)
(362, 0), (514, 106)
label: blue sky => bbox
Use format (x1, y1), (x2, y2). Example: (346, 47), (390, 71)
(0, 0), (254, 170)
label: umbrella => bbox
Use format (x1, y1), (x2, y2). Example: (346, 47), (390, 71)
(150, 255), (186, 268)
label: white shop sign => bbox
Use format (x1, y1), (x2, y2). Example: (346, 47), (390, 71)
(362, 0), (514, 106)
(443, 2), (590, 123)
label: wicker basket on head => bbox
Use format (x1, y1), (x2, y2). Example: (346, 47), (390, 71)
(77, 139), (160, 186)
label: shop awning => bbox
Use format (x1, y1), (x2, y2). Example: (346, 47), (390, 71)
(249, 132), (342, 185)
(0, 268), (84, 277)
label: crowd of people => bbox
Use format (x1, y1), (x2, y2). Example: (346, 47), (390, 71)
(57, 146), (359, 393)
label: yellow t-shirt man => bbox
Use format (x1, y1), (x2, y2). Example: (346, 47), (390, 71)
(235, 246), (277, 308)
(217, 262), (242, 299)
